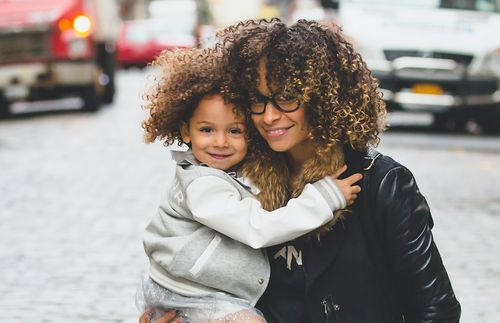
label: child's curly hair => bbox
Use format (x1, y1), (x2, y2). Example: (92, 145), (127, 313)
(142, 47), (244, 146)
(217, 18), (387, 239)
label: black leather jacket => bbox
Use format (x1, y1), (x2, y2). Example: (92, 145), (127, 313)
(259, 149), (461, 323)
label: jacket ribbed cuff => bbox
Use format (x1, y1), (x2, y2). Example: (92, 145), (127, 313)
(312, 177), (346, 210)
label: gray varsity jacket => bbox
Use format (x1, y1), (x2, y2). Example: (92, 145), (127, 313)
(143, 150), (346, 306)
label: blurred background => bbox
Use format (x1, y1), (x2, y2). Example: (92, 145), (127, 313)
(0, 0), (499, 322)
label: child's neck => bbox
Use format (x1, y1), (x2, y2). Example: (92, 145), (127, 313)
(224, 164), (241, 174)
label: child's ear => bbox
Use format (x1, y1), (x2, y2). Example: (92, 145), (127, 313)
(180, 123), (191, 144)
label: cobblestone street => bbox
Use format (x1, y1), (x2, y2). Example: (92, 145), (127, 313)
(1, 69), (499, 322)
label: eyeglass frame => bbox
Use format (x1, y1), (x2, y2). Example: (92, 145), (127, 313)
(250, 92), (301, 115)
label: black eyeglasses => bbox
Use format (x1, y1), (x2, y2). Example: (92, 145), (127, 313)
(250, 92), (301, 115)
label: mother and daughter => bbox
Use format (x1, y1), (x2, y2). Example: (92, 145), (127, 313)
(138, 19), (461, 323)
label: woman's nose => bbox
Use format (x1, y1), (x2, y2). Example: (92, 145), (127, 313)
(262, 102), (282, 124)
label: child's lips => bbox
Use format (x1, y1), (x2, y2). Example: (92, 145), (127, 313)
(209, 153), (231, 160)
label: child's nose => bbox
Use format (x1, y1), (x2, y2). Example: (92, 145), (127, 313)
(214, 133), (229, 147)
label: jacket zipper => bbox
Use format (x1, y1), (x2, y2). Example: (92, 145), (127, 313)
(321, 297), (333, 322)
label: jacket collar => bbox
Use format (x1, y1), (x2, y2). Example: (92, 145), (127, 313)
(170, 149), (260, 194)
(303, 147), (371, 293)
(170, 150), (206, 167)
(304, 217), (350, 295)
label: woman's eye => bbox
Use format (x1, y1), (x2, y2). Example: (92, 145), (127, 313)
(277, 100), (295, 106)
(254, 93), (269, 103)
(275, 95), (295, 104)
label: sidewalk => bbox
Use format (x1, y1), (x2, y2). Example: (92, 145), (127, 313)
(1, 70), (498, 322)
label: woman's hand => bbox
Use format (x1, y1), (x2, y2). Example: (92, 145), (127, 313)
(139, 310), (181, 323)
(330, 165), (363, 206)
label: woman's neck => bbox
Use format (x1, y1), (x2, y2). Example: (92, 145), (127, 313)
(287, 139), (316, 176)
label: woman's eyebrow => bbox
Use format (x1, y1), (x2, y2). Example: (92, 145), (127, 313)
(254, 92), (270, 99)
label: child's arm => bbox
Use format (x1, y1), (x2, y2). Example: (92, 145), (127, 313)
(185, 167), (362, 248)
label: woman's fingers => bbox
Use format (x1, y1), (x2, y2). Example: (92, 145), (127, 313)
(154, 311), (178, 323)
(140, 310), (179, 323)
(139, 311), (151, 323)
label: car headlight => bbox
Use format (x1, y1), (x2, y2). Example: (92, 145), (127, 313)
(487, 47), (500, 78)
(68, 38), (89, 58)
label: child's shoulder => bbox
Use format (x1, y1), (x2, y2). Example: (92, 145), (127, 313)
(170, 150), (259, 194)
(170, 150), (199, 166)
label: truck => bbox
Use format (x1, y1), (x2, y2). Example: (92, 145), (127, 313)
(0, 0), (120, 116)
(333, 0), (500, 133)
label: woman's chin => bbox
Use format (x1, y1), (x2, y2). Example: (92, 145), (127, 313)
(266, 141), (292, 152)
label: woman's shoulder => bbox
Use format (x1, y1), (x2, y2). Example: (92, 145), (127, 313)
(374, 154), (405, 172)
(362, 149), (416, 185)
(362, 148), (408, 171)
(368, 159), (425, 212)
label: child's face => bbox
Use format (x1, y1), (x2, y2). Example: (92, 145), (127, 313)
(181, 94), (247, 171)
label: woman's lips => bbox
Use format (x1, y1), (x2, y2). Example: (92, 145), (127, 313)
(265, 126), (291, 138)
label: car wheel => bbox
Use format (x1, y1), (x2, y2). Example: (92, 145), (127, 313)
(432, 112), (466, 133)
(476, 111), (500, 135)
(81, 85), (101, 112)
(98, 44), (116, 104)
(0, 92), (11, 118)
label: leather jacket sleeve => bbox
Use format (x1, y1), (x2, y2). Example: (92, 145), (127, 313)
(375, 162), (461, 323)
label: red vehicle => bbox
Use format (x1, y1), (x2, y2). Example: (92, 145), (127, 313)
(0, 0), (120, 116)
(117, 18), (195, 69)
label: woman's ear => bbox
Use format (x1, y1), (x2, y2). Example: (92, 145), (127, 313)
(180, 123), (191, 144)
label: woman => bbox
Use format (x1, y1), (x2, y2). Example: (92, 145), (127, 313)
(220, 18), (461, 323)
(142, 18), (461, 322)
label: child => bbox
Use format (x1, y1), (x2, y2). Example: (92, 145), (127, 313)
(137, 49), (362, 322)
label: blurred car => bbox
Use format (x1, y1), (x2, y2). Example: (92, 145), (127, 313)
(117, 19), (195, 68)
(334, 0), (500, 133)
(0, 0), (120, 116)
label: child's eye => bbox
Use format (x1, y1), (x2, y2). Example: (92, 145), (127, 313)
(199, 127), (213, 133)
(228, 127), (244, 135)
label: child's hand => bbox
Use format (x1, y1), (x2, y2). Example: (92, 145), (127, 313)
(330, 165), (363, 206)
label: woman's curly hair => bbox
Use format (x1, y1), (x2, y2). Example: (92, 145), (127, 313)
(216, 18), (387, 240)
(219, 18), (386, 151)
(142, 47), (244, 146)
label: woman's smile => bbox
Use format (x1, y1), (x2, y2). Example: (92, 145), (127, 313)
(264, 126), (293, 138)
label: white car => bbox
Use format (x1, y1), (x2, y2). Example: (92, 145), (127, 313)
(333, 0), (500, 133)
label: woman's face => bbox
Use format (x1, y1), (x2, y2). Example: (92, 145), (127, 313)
(251, 60), (310, 154)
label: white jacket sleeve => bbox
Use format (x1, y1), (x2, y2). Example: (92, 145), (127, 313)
(185, 175), (346, 248)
